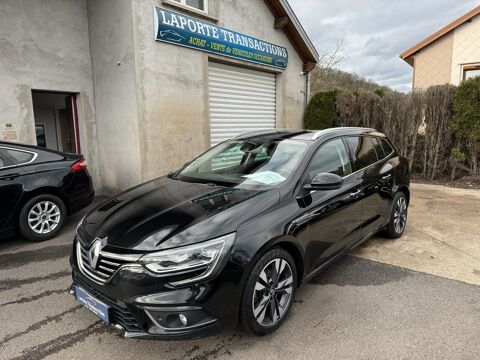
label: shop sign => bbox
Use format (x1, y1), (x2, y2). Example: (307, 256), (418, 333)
(154, 7), (288, 69)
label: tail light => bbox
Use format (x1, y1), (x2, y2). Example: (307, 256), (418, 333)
(72, 158), (87, 171)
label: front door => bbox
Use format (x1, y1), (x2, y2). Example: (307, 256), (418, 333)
(297, 138), (364, 275)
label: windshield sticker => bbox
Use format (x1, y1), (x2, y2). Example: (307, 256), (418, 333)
(243, 171), (286, 185)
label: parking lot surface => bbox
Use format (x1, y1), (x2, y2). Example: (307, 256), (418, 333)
(1, 184), (479, 360)
(353, 183), (480, 286)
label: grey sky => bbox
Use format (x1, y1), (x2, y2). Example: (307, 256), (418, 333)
(288, 0), (479, 92)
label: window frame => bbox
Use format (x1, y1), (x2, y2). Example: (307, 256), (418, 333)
(299, 137), (353, 189)
(172, 0), (208, 13)
(378, 137), (395, 159)
(462, 64), (480, 81)
(344, 136), (378, 171)
(370, 136), (386, 160)
(344, 135), (395, 173)
(0, 146), (38, 170)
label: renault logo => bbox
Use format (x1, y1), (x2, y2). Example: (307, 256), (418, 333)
(88, 238), (106, 269)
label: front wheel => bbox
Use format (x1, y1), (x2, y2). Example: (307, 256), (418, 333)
(384, 191), (408, 239)
(18, 194), (67, 242)
(241, 248), (297, 335)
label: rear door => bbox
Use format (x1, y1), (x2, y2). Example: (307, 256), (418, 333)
(344, 136), (392, 237)
(0, 146), (34, 232)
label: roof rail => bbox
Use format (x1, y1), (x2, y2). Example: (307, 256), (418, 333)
(310, 127), (375, 140)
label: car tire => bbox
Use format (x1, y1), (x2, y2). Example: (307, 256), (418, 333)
(18, 194), (67, 242)
(383, 191), (408, 239)
(241, 247), (297, 336)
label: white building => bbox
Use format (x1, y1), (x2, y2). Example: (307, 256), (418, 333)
(401, 5), (480, 90)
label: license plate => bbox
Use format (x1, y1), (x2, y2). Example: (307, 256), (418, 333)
(75, 285), (110, 323)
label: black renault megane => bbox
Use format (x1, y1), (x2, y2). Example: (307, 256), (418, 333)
(70, 127), (410, 339)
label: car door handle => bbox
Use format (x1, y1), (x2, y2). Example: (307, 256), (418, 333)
(349, 190), (363, 199)
(0, 173), (20, 180)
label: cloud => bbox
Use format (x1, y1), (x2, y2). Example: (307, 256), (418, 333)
(288, 0), (479, 92)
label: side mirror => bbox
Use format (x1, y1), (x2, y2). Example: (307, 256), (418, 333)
(304, 173), (344, 191)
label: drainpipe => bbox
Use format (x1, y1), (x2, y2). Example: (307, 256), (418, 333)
(303, 70), (309, 129)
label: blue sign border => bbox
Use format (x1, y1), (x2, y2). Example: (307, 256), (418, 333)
(154, 7), (288, 70)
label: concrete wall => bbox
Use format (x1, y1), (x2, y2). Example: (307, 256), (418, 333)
(87, 0), (142, 194)
(0, 0), (310, 195)
(131, 0), (307, 182)
(0, 0), (100, 187)
(412, 32), (454, 90)
(450, 14), (480, 86)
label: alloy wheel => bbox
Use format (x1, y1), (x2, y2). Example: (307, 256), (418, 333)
(28, 201), (61, 234)
(393, 196), (407, 234)
(252, 258), (294, 327)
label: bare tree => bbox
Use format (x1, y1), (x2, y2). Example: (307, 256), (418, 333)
(310, 40), (347, 90)
(317, 39), (348, 69)
(309, 39), (389, 95)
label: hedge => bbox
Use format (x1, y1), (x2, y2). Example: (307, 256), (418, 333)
(304, 82), (480, 179)
(304, 90), (339, 130)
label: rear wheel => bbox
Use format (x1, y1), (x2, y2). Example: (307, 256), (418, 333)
(384, 191), (408, 239)
(241, 248), (297, 335)
(18, 194), (67, 242)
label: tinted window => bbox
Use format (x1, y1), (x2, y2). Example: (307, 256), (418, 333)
(0, 148), (35, 168)
(372, 137), (386, 159)
(345, 136), (379, 170)
(308, 138), (352, 178)
(379, 138), (394, 156)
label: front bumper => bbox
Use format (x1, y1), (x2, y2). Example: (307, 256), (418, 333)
(69, 245), (244, 340)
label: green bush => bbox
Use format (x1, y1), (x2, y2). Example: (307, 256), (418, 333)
(374, 88), (385, 97)
(451, 147), (466, 162)
(451, 76), (480, 175)
(451, 77), (480, 142)
(304, 90), (339, 130)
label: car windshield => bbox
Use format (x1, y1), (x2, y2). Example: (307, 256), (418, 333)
(175, 138), (308, 189)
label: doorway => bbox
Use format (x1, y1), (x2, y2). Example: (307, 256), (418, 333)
(31, 91), (81, 153)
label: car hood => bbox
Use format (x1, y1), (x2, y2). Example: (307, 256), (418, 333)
(81, 176), (279, 252)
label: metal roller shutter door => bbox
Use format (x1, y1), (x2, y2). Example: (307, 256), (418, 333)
(208, 62), (276, 147)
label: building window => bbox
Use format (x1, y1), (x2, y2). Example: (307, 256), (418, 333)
(463, 65), (480, 81)
(172, 0), (208, 13)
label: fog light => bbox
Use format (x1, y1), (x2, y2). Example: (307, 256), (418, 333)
(179, 313), (188, 326)
(147, 308), (216, 330)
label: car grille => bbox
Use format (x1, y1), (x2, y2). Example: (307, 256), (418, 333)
(76, 236), (141, 284)
(73, 275), (146, 332)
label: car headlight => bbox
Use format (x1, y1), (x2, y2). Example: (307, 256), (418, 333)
(139, 233), (236, 286)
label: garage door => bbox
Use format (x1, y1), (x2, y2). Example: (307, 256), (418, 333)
(208, 62), (276, 147)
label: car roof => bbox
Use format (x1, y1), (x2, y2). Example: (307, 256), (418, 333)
(0, 140), (79, 158)
(233, 127), (384, 142)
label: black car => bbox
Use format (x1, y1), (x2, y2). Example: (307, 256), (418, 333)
(0, 141), (94, 242)
(70, 128), (410, 339)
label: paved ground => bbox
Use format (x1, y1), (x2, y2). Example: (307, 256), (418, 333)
(0, 184), (479, 360)
(352, 183), (480, 286)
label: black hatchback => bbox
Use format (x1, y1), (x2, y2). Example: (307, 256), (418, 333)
(70, 128), (409, 339)
(0, 141), (94, 242)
